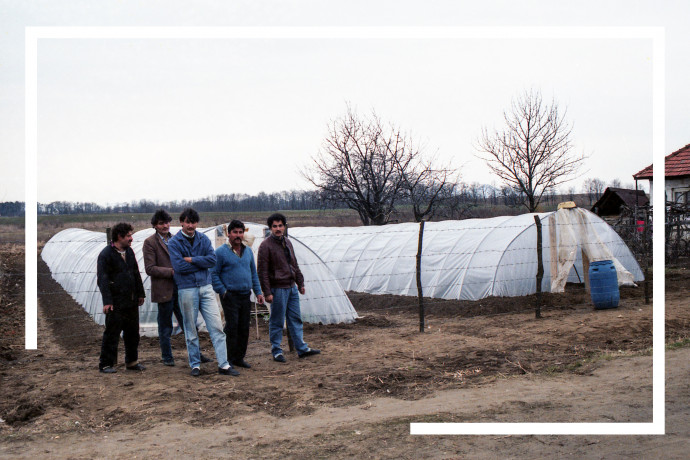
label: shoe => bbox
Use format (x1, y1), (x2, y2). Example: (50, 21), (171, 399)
(218, 366), (240, 376)
(162, 359), (175, 367)
(200, 353), (212, 363)
(273, 353), (286, 363)
(100, 366), (117, 374)
(298, 348), (321, 358)
(191, 367), (201, 377)
(233, 360), (251, 369)
(126, 363), (146, 371)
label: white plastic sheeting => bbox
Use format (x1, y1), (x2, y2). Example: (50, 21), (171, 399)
(41, 223), (357, 336)
(289, 208), (644, 301)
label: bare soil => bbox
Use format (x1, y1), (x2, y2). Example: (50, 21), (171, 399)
(1, 243), (689, 459)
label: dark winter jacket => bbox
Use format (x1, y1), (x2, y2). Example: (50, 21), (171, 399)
(257, 235), (304, 297)
(96, 244), (146, 309)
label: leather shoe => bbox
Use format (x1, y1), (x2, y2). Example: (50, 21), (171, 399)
(162, 359), (175, 367)
(200, 353), (212, 363)
(298, 348), (321, 358)
(273, 353), (286, 363)
(218, 366), (240, 376)
(126, 363), (146, 371)
(233, 360), (251, 369)
(191, 367), (201, 377)
(100, 366), (117, 374)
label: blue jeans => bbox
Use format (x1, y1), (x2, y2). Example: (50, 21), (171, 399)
(269, 285), (308, 356)
(178, 284), (229, 369)
(156, 290), (183, 362)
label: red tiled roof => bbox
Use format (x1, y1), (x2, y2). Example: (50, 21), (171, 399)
(634, 143), (690, 179)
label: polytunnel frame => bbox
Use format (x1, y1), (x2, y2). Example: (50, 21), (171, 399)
(24, 25), (666, 437)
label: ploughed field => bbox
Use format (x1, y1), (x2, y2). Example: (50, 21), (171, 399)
(1, 242), (689, 458)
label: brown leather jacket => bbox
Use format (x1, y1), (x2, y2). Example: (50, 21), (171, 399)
(143, 232), (175, 303)
(257, 235), (304, 297)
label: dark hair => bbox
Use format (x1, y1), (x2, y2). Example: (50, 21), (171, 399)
(150, 209), (172, 226)
(266, 213), (287, 228)
(179, 208), (200, 223)
(111, 222), (133, 243)
(228, 219), (244, 232)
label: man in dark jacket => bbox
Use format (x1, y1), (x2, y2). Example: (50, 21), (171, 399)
(257, 213), (320, 363)
(97, 222), (146, 373)
(143, 209), (186, 366)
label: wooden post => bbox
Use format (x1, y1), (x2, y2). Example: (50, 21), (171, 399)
(416, 220), (425, 333)
(254, 302), (260, 340)
(582, 251), (591, 292)
(534, 215), (543, 319)
(643, 208), (650, 304)
(287, 327), (294, 352)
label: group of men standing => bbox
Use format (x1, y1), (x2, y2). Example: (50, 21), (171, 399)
(96, 208), (320, 376)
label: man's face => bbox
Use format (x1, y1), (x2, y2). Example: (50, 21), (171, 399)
(154, 220), (170, 236)
(229, 227), (244, 245)
(181, 218), (198, 235)
(116, 231), (133, 248)
(270, 221), (285, 237)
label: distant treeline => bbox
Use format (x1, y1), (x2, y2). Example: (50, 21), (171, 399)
(0, 184), (604, 218)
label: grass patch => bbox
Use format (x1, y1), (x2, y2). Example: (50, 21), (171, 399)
(666, 338), (690, 350)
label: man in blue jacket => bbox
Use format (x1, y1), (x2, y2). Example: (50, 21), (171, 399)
(212, 220), (265, 369)
(167, 208), (239, 377)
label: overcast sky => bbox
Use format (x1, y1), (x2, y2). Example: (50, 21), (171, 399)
(1, 1), (688, 206)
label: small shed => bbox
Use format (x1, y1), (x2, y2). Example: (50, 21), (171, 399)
(591, 187), (649, 216)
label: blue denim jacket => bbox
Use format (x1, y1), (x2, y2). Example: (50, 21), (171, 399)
(167, 230), (216, 289)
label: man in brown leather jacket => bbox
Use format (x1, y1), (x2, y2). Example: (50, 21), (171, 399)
(257, 213), (320, 363)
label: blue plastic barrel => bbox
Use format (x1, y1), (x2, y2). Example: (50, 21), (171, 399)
(589, 260), (619, 309)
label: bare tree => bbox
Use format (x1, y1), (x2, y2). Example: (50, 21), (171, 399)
(582, 177), (606, 204)
(396, 152), (458, 222)
(304, 105), (453, 225)
(477, 89), (585, 212)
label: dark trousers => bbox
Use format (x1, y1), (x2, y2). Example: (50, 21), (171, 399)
(157, 290), (184, 361)
(99, 307), (140, 369)
(220, 292), (251, 363)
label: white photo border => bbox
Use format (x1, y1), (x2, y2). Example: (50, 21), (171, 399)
(24, 26), (665, 436)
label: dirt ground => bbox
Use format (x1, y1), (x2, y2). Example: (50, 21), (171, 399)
(1, 243), (689, 459)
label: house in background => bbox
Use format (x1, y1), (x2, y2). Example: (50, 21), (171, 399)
(591, 187), (649, 217)
(634, 143), (690, 204)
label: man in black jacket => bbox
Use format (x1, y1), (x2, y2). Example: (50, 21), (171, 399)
(97, 222), (146, 373)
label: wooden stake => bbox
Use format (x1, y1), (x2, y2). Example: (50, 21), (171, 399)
(534, 215), (543, 319)
(417, 220), (425, 333)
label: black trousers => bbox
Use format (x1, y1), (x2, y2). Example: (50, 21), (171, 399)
(99, 307), (140, 369)
(220, 292), (251, 363)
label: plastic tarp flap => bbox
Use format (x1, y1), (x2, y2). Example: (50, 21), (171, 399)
(41, 223), (358, 336)
(549, 208), (637, 292)
(290, 208), (644, 302)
